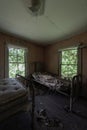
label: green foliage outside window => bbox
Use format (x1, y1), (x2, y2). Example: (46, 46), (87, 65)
(9, 48), (26, 78)
(61, 48), (77, 79)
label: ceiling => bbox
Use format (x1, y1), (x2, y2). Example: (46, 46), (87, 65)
(0, 0), (87, 45)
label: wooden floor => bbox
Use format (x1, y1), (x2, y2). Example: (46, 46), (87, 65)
(34, 92), (87, 130)
(0, 92), (87, 130)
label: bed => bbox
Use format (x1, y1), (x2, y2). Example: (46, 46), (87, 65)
(0, 77), (30, 121)
(32, 72), (71, 96)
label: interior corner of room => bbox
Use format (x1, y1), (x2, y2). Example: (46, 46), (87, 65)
(0, 0), (87, 129)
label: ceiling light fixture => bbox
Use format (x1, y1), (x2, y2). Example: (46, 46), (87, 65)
(24, 0), (45, 16)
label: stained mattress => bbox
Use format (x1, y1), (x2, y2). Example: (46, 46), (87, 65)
(0, 78), (29, 112)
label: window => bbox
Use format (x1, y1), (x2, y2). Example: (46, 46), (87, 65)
(59, 48), (78, 79)
(8, 47), (27, 78)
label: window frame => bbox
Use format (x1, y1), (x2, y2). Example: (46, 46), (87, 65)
(5, 44), (29, 78)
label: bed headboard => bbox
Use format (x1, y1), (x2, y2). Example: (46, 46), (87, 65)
(72, 74), (82, 98)
(15, 74), (29, 88)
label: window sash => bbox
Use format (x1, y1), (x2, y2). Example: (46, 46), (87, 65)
(9, 48), (26, 78)
(59, 48), (78, 78)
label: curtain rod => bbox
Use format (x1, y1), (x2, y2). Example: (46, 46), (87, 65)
(58, 42), (87, 52)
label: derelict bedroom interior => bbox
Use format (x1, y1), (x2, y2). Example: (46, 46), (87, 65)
(0, 0), (87, 130)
